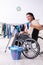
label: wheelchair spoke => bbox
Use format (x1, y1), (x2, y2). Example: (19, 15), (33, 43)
(31, 47), (37, 54)
(23, 48), (36, 57)
(32, 43), (37, 49)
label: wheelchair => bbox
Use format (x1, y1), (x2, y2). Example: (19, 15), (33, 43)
(11, 28), (43, 59)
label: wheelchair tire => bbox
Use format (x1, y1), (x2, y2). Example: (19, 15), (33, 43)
(22, 38), (40, 59)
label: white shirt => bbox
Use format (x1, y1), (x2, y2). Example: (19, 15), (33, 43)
(28, 20), (39, 35)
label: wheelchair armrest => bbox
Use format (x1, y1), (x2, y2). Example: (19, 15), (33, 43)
(38, 36), (43, 39)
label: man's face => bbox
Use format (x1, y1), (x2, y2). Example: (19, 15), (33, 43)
(26, 14), (33, 22)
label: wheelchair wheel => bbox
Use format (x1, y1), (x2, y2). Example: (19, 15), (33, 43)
(22, 38), (40, 59)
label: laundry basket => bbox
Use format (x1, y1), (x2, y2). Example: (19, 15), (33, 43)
(10, 46), (23, 60)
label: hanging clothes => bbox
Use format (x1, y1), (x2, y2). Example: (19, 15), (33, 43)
(13, 25), (20, 35)
(11, 25), (15, 34)
(0, 23), (3, 35)
(20, 24), (25, 31)
(20, 22), (30, 31)
(15, 25), (20, 32)
(2, 23), (6, 38)
(7, 24), (12, 39)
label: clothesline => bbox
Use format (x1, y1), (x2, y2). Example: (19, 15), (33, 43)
(0, 21), (27, 26)
(0, 22), (29, 39)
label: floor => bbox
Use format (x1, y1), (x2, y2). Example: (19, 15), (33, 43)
(0, 30), (43, 65)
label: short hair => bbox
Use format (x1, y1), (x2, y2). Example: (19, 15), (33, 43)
(26, 12), (35, 20)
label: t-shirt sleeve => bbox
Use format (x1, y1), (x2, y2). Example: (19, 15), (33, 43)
(31, 20), (39, 26)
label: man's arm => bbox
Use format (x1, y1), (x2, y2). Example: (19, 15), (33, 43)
(30, 23), (43, 30)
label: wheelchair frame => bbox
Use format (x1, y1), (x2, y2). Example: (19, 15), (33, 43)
(5, 29), (43, 59)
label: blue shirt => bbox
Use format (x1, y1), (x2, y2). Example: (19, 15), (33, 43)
(26, 22), (30, 29)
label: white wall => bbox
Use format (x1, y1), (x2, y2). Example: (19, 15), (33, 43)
(0, 0), (43, 25)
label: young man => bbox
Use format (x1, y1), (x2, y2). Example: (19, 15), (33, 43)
(20, 12), (43, 41)
(24, 12), (43, 41)
(11, 12), (43, 46)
